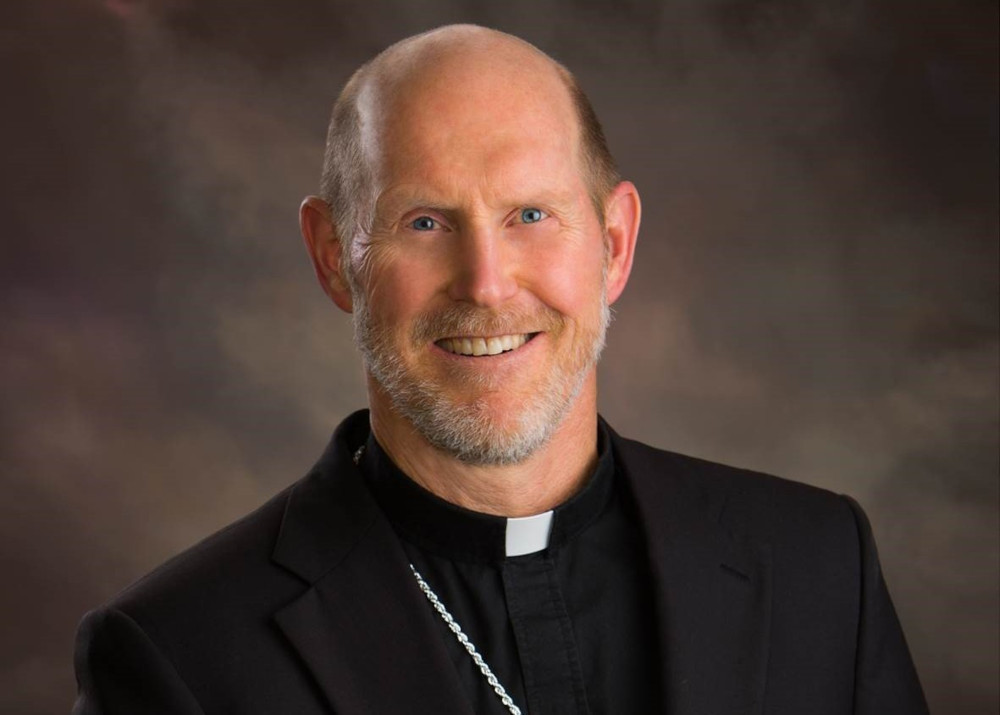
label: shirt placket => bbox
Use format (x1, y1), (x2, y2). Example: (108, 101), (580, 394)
(502, 553), (591, 715)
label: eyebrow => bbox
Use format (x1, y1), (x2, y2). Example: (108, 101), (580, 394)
(375, 185), (575, 218)
(373, 187), (448, 219)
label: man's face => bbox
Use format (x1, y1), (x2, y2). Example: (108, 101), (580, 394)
(348, 62), (611, 465)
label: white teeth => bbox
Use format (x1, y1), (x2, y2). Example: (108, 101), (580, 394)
(439, 333), (531, 357)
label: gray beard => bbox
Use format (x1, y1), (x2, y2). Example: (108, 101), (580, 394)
(351, 293), (610, 466)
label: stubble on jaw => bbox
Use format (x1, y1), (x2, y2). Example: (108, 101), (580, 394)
(350, 289), (611, 466)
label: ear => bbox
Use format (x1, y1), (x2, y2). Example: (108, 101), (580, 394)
(299, 196), (353, 313)
(602, 181), (641, 305)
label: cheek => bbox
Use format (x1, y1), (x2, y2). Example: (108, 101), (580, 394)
(523, 240), (606, 318)
(362, 250), (440, 323)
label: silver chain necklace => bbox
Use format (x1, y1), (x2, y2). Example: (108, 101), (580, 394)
(409, 564), (523, 715)
(355, 443), (523, 715)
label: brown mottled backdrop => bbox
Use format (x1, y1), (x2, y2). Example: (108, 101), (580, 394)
(1, 0), (997, 712)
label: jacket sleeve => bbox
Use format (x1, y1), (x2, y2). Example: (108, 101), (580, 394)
(73, 606), (205, 715)
(843, 496), (929, 715)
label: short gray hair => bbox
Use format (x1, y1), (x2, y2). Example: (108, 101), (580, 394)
(318, 63), (375, 277)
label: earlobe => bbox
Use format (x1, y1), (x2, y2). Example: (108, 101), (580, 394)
(602, 181), (641, 305)
(299, 196), (354, 313)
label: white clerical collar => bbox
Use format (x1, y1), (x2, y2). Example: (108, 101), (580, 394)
(504, 511), (554, 557)
(358, 423), (614, 563)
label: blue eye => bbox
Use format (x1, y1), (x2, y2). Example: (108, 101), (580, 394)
(411, 216), (437, 231)
(520, 208), (545, 224)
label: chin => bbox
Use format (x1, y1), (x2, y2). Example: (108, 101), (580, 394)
(421, 408), (557, 466)
(390, 368), (589, 467)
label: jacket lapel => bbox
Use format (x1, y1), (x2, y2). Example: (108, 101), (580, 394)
(270, 411), (474, 715)
(612, 428), (772, 715)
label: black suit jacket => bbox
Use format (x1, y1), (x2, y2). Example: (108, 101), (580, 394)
(73, 410), (927, 714)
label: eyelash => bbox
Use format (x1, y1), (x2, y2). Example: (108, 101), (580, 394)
(517, 208), (546, 224)
(410, 216), (439, 231)
(406, 208), (548, 232)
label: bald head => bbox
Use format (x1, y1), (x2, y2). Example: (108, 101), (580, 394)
(361, 24), (560, 105)
(318, 25), (619, 257)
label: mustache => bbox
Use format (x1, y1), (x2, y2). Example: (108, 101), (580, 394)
(411, 304), (563, 342)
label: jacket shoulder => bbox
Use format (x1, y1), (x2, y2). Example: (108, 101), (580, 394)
(94, 411), (374, 634)
(611, 430), (861, 548)
(104, 483), (300, 623)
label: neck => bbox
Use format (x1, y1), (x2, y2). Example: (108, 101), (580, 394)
(367, 377), (599, 518)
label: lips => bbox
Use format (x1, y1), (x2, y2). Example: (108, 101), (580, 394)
(436, 333), (534, 356)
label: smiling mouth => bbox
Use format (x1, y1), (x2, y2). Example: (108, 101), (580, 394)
(436, 333), (538, 357)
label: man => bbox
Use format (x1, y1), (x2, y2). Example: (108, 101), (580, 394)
(73, 24), (928, 715)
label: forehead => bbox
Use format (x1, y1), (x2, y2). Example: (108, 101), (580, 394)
(359, 43), (583, 198)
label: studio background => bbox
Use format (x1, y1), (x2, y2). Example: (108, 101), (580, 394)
(2, 1), (997, 713)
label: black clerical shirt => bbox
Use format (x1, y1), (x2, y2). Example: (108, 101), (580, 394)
(360, 424), (661, 715)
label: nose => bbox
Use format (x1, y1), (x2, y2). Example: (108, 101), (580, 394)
(446, 225), (519, 307)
